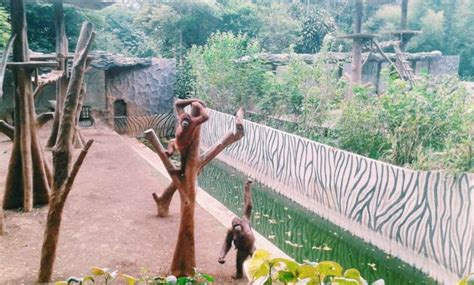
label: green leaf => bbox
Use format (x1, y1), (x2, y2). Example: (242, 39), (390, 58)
(200, 273), (215, 282)
(254, 262), (271, 280)
(296, 264), (318, 280)
(121, 274), (138, 285)
(316, 261), (343, 278)
(277, 270), (296, 283)
(253, 249), (272, 260)
(343, 268), (361, 280)
(90, 267), (106, 276)
(270, 258), (299, 273)
(177, 276), (194, 285)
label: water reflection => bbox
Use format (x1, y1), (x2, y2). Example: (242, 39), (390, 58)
(198, 160), (436, 284)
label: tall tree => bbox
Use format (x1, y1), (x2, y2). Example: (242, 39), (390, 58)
(38, 22), (95, 283)
(3, 0), (51, 211)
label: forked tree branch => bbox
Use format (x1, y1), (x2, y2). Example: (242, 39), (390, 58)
(36, 112), (54, 128)
(199, 108), (244, 168)
(145, 129), (182, 188)
(0, 120), (14, 140)
(0, 34), (16, 100)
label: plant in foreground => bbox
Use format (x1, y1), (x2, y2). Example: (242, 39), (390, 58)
(244, 249), (384, 285)
(55, 266), (214, 285)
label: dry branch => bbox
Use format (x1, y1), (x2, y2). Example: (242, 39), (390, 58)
(36, 112), (54, 128)
(145, 129), (182, 188)
(0, 34), (15, 99)
(0, 120), (14, 140)
(38, 21), (95, 283)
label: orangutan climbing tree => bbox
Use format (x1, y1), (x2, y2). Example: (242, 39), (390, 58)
(146, 100), (244, 277)
(3, 0), (51, 212)
(38, 22), (95, 283)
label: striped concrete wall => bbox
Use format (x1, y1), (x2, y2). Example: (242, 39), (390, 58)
(114, 113), (176, 138)
(199, 108), (473, 284)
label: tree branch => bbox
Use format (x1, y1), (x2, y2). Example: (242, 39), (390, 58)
(36, 112), (54, 128)
(60, 139), (93, 204)
(144, 129), (182, 188)
(0, 34), (16, 100)
(199, 108), (244, 168)
(0, 120), (14, 140)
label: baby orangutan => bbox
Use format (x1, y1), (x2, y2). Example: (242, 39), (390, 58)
(165, 99), (208, 174)
(218, 178), (256, 279)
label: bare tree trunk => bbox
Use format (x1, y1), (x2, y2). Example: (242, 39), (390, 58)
(3, 0), (50, 211)
(348, 0), (364, 98)
(147, 107), (244, 276)
(401, 0), (408, 30)
(46, 1), (68, 149)
(38, 22), (95, 283)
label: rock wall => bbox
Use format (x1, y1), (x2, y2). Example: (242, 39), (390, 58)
(200, 108), (473, 284)
(105, 58), (175, 117)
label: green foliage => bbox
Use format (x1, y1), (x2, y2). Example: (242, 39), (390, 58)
(337, 74), (473, 172)
(0, 5), (10, 48)
(188, 32), (267, 113)
(244, 249), (379, 285)
(174, 60), (196, 99)
(295, 9), (337, 54)
(135, 2), (222, 58)
(255, 4), (300, 53)
(22, 3), (91, 53)
(91, 5), (154, 57)
(220, 2), (262, 38)
(57, 267), (215, 285)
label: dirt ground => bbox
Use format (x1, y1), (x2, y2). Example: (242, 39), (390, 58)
(0, 124), (243, 284)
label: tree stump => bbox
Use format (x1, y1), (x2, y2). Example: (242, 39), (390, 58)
(147, 102), (244, 277)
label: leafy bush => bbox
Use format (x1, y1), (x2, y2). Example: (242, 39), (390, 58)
(0, 5), (10, 48)
(174, 60), (196, 99)
(295, 9), (337, 54)
(188, 32), (268, 113)
(244, 249), (382, 285)
(337, 74), (473, 172)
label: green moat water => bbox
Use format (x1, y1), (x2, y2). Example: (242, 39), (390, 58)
(198, 160), (436, 284)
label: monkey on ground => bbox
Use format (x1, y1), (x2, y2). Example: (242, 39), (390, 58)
(165, 98), (208, 174)
(218, 178), (256, 279)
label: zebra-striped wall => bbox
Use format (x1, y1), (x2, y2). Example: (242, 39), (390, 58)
(199, 109), (473, 284)
(114, 113), (176, 138)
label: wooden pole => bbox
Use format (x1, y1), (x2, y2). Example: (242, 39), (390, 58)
(349, 0), (364, 98)
(400, 0), (409, 50)
(3, 0), (50, 211)
(46, 0), (69, 148)
(38, 22), (95, 283)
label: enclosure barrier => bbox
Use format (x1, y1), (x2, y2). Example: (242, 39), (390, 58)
(114, 113), (176, 138)
(200, 108), (473, 284)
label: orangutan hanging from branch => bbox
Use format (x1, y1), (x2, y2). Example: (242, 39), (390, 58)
(145, 99), (244, 277)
